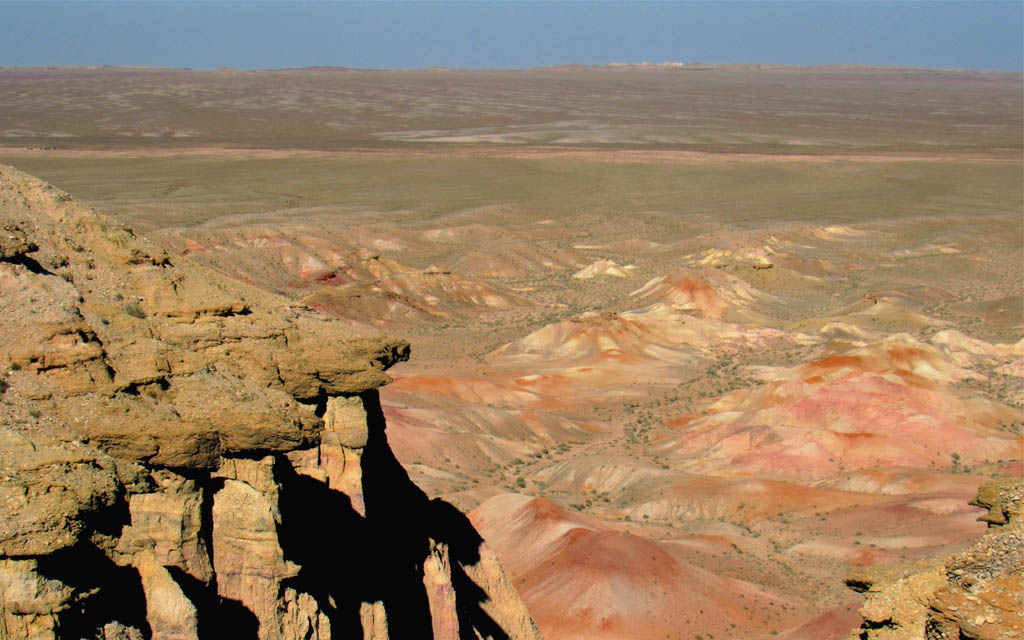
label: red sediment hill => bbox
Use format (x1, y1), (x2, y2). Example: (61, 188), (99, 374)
(658, 335), (1022, 482)
(488, 304), (807, 385)
(472, 493), (808, 640)
(630, 267), (776, 322)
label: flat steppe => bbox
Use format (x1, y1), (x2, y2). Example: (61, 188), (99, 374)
(2, 65), (1021, 640)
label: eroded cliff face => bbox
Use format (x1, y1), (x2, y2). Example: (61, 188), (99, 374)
(0, 165), (541, 640)
(846, 479), (1023, 640)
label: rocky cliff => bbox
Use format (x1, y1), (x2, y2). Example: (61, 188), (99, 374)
(0, 165), (541, 640)
(846, 479), (1023, 640)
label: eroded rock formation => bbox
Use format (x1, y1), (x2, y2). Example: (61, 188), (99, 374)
(0, 165), (540, 640)
(846, 479), (1023, 640)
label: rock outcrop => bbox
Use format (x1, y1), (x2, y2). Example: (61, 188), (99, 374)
(846, 479), (1023, 640)
(0, 165), (540, 640)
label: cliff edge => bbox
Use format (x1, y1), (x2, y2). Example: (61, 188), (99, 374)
(845, 479), (1022, 640)
(0, 165), (540, 640)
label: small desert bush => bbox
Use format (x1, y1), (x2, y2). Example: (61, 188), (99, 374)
(124, 302), (146, 319)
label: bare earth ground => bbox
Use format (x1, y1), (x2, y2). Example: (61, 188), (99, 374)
(1, 65), (1021, 640)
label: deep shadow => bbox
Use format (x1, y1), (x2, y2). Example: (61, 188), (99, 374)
(362, 389), (511, 640)
(7, 254), (53, 276)
(166, 566), (259, 640)
(275, 388), (515, 640)
(276, 435), (434, 638)
(428, 500), (512, 640)
(190, 475), (260, 639)
(276, 454), (381, 637)
(163, 474), (259, 639)
(35, 542), (152, 639)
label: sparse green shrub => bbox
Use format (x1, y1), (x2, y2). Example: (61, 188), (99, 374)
(124, 302), (146, 319)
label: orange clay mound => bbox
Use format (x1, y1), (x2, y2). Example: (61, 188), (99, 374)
(658, 336), (1022, 481)
(630, 267), (775, 321)
(156, 226), (411, 285)
(488, 304), (807, 383)
(471, 493), (806, 640)
(386, 374), (558, 409)
(152, 225), (532, 326)
(572, 259), (636, 279)
(382, 403), (605, 476)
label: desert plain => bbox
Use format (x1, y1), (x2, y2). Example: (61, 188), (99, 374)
(1, 64), (1022, 639)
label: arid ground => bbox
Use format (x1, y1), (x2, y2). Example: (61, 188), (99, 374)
(2, 65), (1021, 639)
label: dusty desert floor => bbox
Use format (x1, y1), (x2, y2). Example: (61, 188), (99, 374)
(1, 64), (1021, 640)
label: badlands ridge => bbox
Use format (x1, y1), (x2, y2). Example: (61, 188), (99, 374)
(0, 65), (1021, 640)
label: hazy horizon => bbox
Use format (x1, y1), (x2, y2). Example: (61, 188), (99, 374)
(2, 1), (1022, 72)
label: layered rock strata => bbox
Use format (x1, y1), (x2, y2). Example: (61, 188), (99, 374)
(0, 165), (540, 640)
(846, 479), (1023, 640)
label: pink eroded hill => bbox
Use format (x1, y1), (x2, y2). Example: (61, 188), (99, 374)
(658, 336), (1023, 481)
(929, 328), (1024, 365)
(681, 243), (851, 278)
(572, 237), (665, 252)
(156, 226), (412, 283)
(453, 244), (585, 278)
(530, 455), (987, 541)
(422, 221), (584, 278)
(386, 374), (561, 409)
(371, 269), (532, 309)
(817, 296), (945, 332)
(382, 403), (606, 475)
(488, 304), (807, 383)
(629, 267), (775, 321)
(794, 334), (980, 383)
(303, 268), (532, 328)
(153, 225), (533, 326)
(775, 605), (865, 640)
(471, 494), (807, 640)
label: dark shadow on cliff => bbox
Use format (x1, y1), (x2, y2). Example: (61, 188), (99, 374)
(166, 566), (260, 640)
(428, 499), (515, 640)
(35, 542), (152, 639)
(276, 389), (513, 640)
(6, 254), (53, 276)
(361, 389), (511, 640)
(163, 474), (261, 639)
(276, 441), (435, 638)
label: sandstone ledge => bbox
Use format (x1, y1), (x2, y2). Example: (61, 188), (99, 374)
(0, 166), (539, 640)
(0, 163), (409, 469)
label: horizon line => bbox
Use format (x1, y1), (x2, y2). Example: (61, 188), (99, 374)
(3, 61), (1021, 74)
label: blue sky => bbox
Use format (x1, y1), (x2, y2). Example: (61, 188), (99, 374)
(2, 1), (1021, 71)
